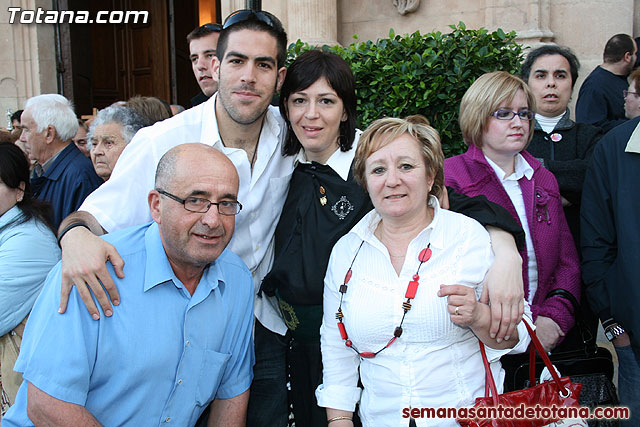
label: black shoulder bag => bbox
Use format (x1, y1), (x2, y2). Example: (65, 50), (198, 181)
(511, 289), (619, 426)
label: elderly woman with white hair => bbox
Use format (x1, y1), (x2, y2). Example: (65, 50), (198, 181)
(89, 105), (145, 181)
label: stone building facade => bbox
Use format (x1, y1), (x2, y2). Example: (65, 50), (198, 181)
(1, 0), (638, 120)
(243, 0), (638, 117)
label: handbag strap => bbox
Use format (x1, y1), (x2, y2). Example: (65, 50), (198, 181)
(529, 336), (536, 386)
(479, 318), (570, 398)
(523, 321), (567, 388)
(479, 341), (500, 404)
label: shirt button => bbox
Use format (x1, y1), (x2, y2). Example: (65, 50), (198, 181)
(186, 340), (190, 346)
(165, 417), (171, 422)
(255, 244), (261, 251)
(177, 379), (182, 385)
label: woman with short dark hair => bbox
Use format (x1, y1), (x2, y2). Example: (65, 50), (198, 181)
(520, 44), (603, 248)
(262, 49), (370, 426)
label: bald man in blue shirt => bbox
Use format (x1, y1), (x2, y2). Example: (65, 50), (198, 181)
(3, 144), (254, 426)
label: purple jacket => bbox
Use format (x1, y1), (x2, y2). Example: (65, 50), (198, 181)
(444, 144), (581, 334)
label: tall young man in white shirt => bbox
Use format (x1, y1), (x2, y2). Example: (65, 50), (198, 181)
(57, 10), (294, 426)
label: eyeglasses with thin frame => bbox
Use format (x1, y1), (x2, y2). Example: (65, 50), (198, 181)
(222, 9), (284, 33)
(623, 90), (639, 98)
(490, 109), (535, 121)
(156, 189), (242, 216)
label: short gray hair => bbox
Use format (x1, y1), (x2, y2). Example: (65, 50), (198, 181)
(88, 105), (146, 149)
(25, 94), (78, 142)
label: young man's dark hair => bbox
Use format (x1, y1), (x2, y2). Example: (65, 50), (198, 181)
(217, 10), (287, 69)
(186, 22), (222, 43)
(10, 109), (23, 126)
(603, 34), (636, 63)
(521, 44), (581, 89)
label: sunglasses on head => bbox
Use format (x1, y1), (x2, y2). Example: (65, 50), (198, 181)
(201, 22), (222, 32)
(222, 9), (283, 33)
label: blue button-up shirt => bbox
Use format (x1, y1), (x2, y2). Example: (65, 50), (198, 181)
(0, 206), (60, 336)
(3, 222), (255, 426)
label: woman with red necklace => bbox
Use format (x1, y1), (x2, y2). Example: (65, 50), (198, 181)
(316, 116), (532, 427)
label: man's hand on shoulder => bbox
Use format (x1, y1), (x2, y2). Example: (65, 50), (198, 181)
(58, 211), (124, 319)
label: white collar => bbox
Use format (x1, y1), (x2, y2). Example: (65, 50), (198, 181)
(626, 120), (640, 154)
(535, 112), (564, 134)
(350, 195), (445, 251)
(294, 129), (361, 181)
(200, 93), (283, 151)
(201, 93), (285, 183)
(485, 153), (534, 181)
(199, 93), (223, 149)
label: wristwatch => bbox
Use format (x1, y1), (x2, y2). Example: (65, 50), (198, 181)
(604, 322), (626, 341)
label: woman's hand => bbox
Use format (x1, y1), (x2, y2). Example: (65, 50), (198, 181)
(438, 284), (481, 327)
(533, 316), (565, 352)
(439, 284), (519, 349)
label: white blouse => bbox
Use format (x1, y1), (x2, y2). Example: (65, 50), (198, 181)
(484, 154), (538, 304)
(316, 197), (532, 426)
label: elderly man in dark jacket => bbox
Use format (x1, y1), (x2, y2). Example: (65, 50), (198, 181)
(19, 94), (102, 228)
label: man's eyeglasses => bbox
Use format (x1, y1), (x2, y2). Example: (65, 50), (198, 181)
(222, 9), (283, 33)
(490, 109), (535, 121)
(201, 23), (222, 32)
(156, 189), (242, 216)
(623, 90), (638, 98)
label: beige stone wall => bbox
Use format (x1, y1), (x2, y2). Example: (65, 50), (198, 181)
(0, 0), (58, 124)
(551, 0), (635, 111)
(1, 0), (637, 123)
(245, 0), (637, 117)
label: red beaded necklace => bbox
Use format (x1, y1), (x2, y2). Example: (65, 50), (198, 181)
(335, 241), (432, 358)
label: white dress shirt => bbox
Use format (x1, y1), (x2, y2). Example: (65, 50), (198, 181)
(484, 154), (538, 304)
(317, 197), (532, 426)
(80, 94), (295, 334)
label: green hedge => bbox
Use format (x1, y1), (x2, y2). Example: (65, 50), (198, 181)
(286, 23), (524, 156)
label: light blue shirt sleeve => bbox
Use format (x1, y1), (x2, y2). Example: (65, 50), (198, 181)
(214, 261), (255, 399)
(13, 261), (99, 406)
(0, 208), (60, 336)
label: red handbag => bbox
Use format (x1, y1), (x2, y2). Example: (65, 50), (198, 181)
(457, 321), (582, 427)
